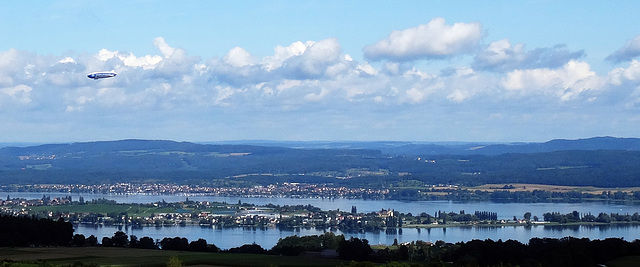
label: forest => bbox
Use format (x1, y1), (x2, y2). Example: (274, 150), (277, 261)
(0, 137), (640, 188)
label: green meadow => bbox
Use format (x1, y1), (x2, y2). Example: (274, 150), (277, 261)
(0, 247), (345, 267)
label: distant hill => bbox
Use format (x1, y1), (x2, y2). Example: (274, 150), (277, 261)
(214, 137), (640, 156)
(0, 137), (639, 187)
(465, 136), (640, 155)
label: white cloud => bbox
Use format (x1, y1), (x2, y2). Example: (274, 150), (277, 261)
(363, 17), (482, 61)
(608, 60), (640, 85)
(3, 33), (640, 142)
(224, 47), (255, 67)
(606, 35), (640, 63)
(58, 57), (76, 64)
(447, 90), (468, 103)
(213, 86), (236, 106)
(263, 41), (308, 71)
(501, 60), (603, 101)
(405, 87), (428, 103)
(276, 79), (303, 92)
(304, 88), (329, 102)
(473, 39), (584, 72)
(278, 38), (344, 79)
(0, 84), (32, 104)
(96, 48), (163, 69)
(153, 37), (175, 58)
(356, 62), (377, 76)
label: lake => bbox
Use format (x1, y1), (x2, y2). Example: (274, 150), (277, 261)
(75, 223), (640, 250)
(3, 191), (640, 249)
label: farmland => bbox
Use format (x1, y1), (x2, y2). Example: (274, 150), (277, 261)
(0, 247), (344, 266)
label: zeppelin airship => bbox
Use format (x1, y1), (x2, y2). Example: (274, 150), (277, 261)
(87, 71), (117, 80)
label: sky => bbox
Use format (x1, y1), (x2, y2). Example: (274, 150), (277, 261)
(1, 1), (640, 143)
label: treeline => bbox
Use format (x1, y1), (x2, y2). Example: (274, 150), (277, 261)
(389, 188), (640, 203)
(442, 237), (640, 267)
(96, 231), (219, 252)
(334, 237), (640, 266)
(543, 210), (640, 223)
(0, 214), (73, 247)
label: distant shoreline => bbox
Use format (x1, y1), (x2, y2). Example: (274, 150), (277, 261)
(404, 221), (640, 229)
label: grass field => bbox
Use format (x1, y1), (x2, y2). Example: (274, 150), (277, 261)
(467, 183), (640, 194)
(0, 247), (346, 267)
(27, 203), (239, 218)
(29, 204), (178, 217)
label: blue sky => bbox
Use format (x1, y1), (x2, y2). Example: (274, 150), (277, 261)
(1, 1), (640, 143)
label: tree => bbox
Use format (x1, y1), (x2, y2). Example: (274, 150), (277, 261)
(136, 236), (158, 249)
(111, 231), (128, 247)
(72, 234), (86, 247)
(337, 237), (373, 261)
(189, 238), (209, 252)
(102, 237), (112, 247)
(228, 243), (266, 254)
(87, 235), (98, 246)
(161, 237), (189, 251)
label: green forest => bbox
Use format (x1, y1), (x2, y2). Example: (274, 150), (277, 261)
(1, 138), (640, 188)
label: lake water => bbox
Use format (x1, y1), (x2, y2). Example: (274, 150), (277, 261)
(4, 192), (640, 249)
(74, 223), (640, 250)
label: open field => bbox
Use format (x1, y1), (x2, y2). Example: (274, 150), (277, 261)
(27, 203), (238, 218)
(0, 247), (345, 267)
(466, 183), (640, 194)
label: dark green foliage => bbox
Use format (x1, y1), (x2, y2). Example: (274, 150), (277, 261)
(338, 237), (374, 261)
(129, 235), (158, 249)
(0, 215), (73, 247)
(271, 232), (345, 256)
(160, 237), (189, 251)
(189, 238), (219, 252)
(72, 234), (86, 247)
(2, 139), (640, 188)
(441, 237), (640, 267)
(228, 243), (266, 254)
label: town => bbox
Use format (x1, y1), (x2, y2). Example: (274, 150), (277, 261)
(1, 182), (392, 199)
(0, 190), (559, 233)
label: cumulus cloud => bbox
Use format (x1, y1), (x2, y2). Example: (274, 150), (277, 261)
(3, 33), (640, 142)
(363, 17), (482, 61)
(263, 41), (308, 71)
(473, 39), (584, 72)
(1, 84), (32, 105)
(501, 60), (603, 101)
(153, 37), (175, 58)
(207, 38), (350, 87)
(277, 38), (345, 79)
(223, 47), (256, 67)
(95, 48), (162, 70)
(606, 35), (640, 63)
(608, 59), (640, 85)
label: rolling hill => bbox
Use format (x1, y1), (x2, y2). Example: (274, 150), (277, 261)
(1, 137), (639, 187)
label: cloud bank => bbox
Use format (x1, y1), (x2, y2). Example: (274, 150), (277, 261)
(0, 19), (639, 142)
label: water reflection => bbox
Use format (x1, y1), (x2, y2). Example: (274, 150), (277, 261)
(543, 224), (580, 232)
(73, 223), (640, 250)
(70, 219), (640, 249)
